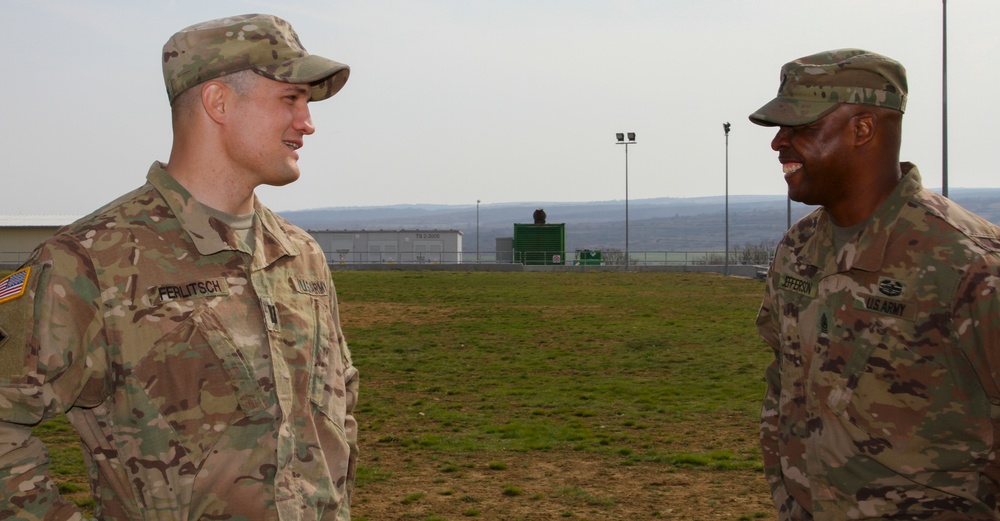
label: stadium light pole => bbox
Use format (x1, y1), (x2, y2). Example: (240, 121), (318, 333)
(615, 132), (636, 270)
(723, 122), (731, 276)
(942, 0), (949, 197)
(476, 199), (481, 263)
(787, 196), (791, 229)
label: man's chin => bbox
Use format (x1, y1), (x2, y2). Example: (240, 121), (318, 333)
(787, 191), (820, 206)
(785, 180), (812, 206)
(264, 168), (301, 187)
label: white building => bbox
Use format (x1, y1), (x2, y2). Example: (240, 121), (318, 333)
(308, 229), (463, 264)
(0, 216), (463, 268)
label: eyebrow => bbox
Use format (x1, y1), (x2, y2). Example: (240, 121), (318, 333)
(282, 84), (311, 96)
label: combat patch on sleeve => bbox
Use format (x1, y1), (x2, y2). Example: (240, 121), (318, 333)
(0, 267), (30, 305)
(0, 269), (32, 379)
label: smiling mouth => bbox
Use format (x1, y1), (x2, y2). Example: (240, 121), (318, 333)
(782, 163), (802, 175)
(283, 141), (301, 150)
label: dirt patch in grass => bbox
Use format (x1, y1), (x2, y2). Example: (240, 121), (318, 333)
(340, 272), (776, 520)
(354, 447), (773, 520)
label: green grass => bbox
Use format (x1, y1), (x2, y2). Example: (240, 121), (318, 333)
(26, 270), (772, 517)
(343, 272), (767, 465)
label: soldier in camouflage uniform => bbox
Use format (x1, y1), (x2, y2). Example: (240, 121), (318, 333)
(750, 48), (1000, 520)
(0, 14), (358, 520)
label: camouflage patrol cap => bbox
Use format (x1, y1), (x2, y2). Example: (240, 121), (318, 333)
(749, 48), (907, 127)
(162, 13), (350, 105)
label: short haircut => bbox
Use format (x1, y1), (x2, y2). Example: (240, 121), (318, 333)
(171, 70), (260, 128)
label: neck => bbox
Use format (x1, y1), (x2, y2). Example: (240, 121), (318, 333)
(826, 161), (902, 227)
(165, 149), (256, 215)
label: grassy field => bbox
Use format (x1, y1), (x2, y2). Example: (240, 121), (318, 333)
(28, 270), (775, 520)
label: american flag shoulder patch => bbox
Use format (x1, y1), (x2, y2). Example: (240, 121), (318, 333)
(0, 267), (30, 305)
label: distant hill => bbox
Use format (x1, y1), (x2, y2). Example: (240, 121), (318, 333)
(279, 188), (1000, 254)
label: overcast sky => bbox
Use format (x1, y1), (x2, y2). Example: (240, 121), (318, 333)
(4, 0), (997, 215)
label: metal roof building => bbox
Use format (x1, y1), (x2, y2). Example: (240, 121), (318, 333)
(0, 217), (465, 268)
(0, 215), (81, 268)
(308, 229), (463, 265)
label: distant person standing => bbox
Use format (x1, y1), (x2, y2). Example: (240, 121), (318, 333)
(0, 14), (359, 520)
(751, 48), (1000, 520)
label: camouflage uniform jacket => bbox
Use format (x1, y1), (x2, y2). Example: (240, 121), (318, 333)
(757, 163), (1000, 520)
(0, 162), (359, 521)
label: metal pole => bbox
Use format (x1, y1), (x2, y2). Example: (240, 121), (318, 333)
(723, 122), (730, 276)
(787, 196), (791, 229)
(615, 132), (635, 270)
(476, 199), (481, 263)
(942, 0), (949, 198)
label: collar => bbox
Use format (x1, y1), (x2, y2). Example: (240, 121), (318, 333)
(146, 162), (300, 263)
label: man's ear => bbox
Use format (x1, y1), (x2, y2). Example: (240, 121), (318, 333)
(200, 81), (228, 124)
(853, 112), (877, 147)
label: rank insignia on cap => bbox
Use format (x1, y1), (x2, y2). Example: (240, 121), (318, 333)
(0, 267), (30, 305)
